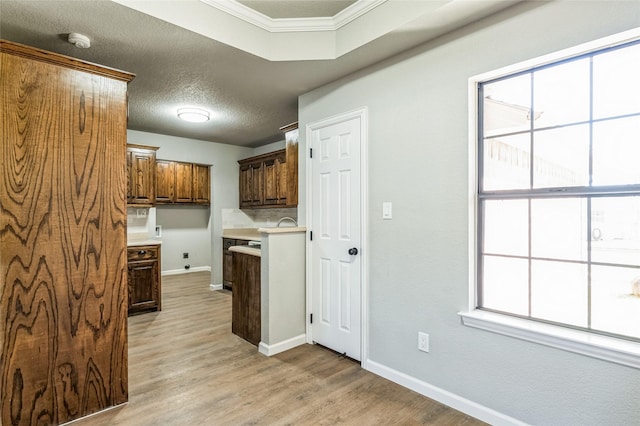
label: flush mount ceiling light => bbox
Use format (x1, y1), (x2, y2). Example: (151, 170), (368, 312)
(68, 33), (91, 48)
(177, 107), (210, 123)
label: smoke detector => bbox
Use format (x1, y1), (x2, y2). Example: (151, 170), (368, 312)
(68, 33), (91, 49)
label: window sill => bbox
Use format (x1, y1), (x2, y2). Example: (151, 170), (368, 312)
(459, 310), (640, 369)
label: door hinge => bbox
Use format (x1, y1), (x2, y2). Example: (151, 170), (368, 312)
(310, 313), (313, 324)
(310, 148), (313, 158)
(310, 231), (313, 241)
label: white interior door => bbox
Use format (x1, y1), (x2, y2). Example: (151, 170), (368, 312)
(311, 115), (362, 360)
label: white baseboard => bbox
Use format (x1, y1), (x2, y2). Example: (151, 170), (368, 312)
(365, 360), (527, 426)
(161, 266), (211, 276)
(210, 284), (223, 291)
(259, 334), (306, 357)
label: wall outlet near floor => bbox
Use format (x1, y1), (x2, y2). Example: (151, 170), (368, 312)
(418, 332), (429, 353)
(183, 252), (189, 259)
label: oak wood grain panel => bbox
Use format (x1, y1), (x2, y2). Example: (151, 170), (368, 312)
(1, 46), (129, 425)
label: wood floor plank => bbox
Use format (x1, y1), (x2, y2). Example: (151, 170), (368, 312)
(67, 272), (486, 426)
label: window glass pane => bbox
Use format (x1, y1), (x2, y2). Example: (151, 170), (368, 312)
(532, 125), (590, 188)
(531, 198), (588, 261)
(482, 255), (529, 315)
(531, 260), (588, 327)
(483, 133), (530, 190)
(592, 116), (640, 186)
(591, 196), (640, 266)
(483, 74), (531, 138)
(593, 42), (640, 119)
(484, 199), (528, 257)
(591, 265), (640, 339)
(533, 58), (590, 128)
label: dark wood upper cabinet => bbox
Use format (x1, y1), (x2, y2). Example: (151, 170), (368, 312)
(127, 144), (158, 206)
(155, 160), (209, 205)
(193, 163), (211, 205)
(238, 148), (292, 209)
(263, 151), (287, 206)
(156, 159), (175, 203)
(175, 161), (193, 203)
(238, 122), (298, 210)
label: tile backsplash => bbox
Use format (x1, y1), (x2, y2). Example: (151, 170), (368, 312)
(222, 208), (298, 229)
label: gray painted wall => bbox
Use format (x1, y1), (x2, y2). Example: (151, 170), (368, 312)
(127, 130), (253, 283)
(299, 1), (640, 424)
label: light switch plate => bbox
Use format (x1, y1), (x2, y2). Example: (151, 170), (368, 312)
(382, 202), (392, 219)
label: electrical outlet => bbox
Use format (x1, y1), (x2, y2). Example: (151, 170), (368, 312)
(183, 252), (189, 259)
(418, 332), (429, 353)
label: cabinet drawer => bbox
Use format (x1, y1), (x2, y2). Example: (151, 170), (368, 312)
(127, 246), (158, 261)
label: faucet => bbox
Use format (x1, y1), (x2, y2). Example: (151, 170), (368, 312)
(277, 216), (298, 227)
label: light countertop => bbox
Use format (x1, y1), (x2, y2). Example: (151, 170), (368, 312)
(127, 239), (162, 247)
(223, 227), (307, 240)
(258, 226), (306, 234)
(223, 228), (261, 241)
(229, 245), (261, 257)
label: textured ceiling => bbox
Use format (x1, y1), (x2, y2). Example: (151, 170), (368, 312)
(0, 0), (523, 147)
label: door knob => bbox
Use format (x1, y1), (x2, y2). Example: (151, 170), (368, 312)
(348, 247), (358, 256)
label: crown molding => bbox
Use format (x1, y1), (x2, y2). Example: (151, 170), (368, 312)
(199, 0), (387, 33)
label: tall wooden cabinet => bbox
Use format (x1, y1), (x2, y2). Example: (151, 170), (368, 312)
(0, 40), (133, 424)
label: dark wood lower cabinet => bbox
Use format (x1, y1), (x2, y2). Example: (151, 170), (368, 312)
(223, 238), (249, 290)
(127, 245), (161, 315)
(231, 252), (261, 345)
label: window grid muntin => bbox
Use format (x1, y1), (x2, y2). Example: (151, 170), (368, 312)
(477, 38), (640, 342)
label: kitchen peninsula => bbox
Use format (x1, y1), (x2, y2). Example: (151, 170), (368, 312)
(224, 226), (307, 356)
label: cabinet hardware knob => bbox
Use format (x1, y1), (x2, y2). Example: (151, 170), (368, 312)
(138, 250), (147, 255)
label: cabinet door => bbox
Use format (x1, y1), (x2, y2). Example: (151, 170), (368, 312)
(175, 162), (193, 203)
(193, 163), (210, 204)
(222, 238), (235, 288)
(127, 260), (159, 315)
(156, 160), (175, 203)
(250, 162), (263, 206)
(239, 165), (252, 208)
(263, 158), (278, 205)
(129, 149), (156, 205)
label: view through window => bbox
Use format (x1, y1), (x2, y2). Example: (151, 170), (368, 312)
(478, 40), (640, 341)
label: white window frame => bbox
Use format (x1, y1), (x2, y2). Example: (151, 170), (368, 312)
(460, 27), (640, 369)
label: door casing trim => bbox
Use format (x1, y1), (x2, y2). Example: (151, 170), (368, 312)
(304, 106), (369, 366)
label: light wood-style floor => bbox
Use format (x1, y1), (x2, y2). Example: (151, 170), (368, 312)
(70, 272), (486, 425)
